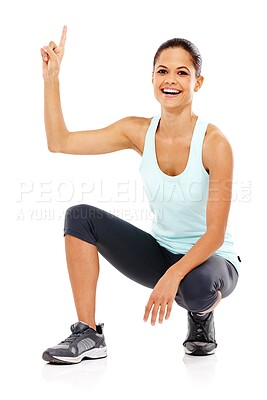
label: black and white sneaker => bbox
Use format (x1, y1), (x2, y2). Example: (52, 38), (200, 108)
(183, 311), (217, 356)
(42, 321), (107, 364)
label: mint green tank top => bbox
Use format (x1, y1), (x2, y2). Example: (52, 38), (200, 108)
(139, 115), (241, 274)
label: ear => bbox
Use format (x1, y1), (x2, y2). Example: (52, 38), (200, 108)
(194, 75), (204, 92)
(152, 71), (154, 85)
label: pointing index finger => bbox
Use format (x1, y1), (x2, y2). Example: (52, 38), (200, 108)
(59, 25), (67, 48)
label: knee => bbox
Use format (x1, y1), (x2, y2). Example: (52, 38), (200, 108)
(64, 204), (103, 244)
(64, 204), (97, 230)
(65, 204), (91, 220)
(179, 269), (218, 312)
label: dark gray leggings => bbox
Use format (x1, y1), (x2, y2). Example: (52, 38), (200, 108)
(63, 204), (238, 312)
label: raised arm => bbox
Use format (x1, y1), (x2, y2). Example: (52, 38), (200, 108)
(41, 26), (134, 154)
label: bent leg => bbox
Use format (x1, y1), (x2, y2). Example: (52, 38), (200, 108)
(63, 204), (180, 326)
(175, 254), (239, 312)
(64, 204), (176, 288)
(179, 255), (238, 356)
(64, 235), (99, 329)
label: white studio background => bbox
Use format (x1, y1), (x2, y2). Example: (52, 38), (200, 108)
(1, 0), (266, 399)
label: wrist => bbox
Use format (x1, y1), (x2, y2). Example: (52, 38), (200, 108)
(168, 265), (185, 281)
(43, 74), (60, 85)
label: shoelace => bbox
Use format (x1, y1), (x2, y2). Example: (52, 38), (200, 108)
(193, 320), (209, 342)
(60, 324), (85, 344)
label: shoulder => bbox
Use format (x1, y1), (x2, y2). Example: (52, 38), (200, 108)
(203, 123), (234, 172)
(119, 116), (153, 154)
(119, 116), (152, 131)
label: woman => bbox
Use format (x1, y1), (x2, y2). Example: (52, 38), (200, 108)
(40, 26), (241, 364)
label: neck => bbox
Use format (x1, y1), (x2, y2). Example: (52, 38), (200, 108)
(159, 106), (197, 139)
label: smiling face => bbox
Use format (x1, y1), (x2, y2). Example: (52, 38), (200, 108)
(152, 47), (204, 111)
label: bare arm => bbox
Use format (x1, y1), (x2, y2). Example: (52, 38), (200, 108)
(43, 76), (67, 152)
(43, 76), (133, 154)
(41, 26), (134, 154)
(144, 127), (234, 324)
(168, 127), (234, 280)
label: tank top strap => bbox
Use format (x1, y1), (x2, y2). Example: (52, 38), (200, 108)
(141, 115), (209, 173)
(142, 115), (161, 161)
(188, 117), (209, 171)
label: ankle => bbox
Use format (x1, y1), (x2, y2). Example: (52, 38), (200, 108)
(191, 311), (212, 320)
(79, 319), (96, 330)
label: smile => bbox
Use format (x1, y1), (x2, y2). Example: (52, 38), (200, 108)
(161, 88), (182, 96)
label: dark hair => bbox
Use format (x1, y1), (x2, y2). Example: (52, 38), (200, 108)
(153, 38), (202, 77)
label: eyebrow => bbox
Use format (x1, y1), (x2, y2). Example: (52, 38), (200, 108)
(156, 64), (190, 72)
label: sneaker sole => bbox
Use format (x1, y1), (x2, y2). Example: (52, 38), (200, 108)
(183, 345), (216, 357)
(42, 346), (108, 364)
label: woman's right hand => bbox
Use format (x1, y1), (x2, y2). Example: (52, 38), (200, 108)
(40, 26), (67, 79)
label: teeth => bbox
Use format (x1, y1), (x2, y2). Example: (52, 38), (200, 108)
(162, 89), (181, 94)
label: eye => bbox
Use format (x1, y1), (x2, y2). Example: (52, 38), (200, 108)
(178, 70), (189, 75)
(157, 69), (167, 74)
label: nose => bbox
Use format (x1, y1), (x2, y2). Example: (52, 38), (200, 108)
(164, 73), (178, 85)
(165, 75), (177, 85)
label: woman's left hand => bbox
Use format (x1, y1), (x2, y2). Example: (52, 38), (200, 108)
(143, 268), (182, 325)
